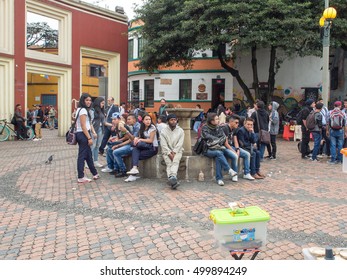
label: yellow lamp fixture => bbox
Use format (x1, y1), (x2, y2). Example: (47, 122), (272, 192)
(323, 7), (337, 20)
(319, 16), (325, 27)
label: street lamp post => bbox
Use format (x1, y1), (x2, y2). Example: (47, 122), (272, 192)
(320, 1), (337, 107)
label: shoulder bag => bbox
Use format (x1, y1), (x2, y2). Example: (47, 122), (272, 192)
(66, 109), (81, 145)
(256, 112), (270, 144)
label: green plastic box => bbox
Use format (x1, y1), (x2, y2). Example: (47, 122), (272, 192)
(210, 206), (270, 249)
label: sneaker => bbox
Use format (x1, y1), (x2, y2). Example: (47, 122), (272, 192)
(78, 177), (92, 183)
(168, 176), (178, 187)
(327, 160), (337, 165)
(127, 167), (139, 175)
(94, 161), (104, 168)
(317, 154), (324, 158)
(115, 172), (127, 178)
(269, 156), (276, 160)
(310, 158), (319, 162)
(171, 181), (180, 190)
(124, 175), (140, 182)
(232, 175), (238, 182)
(101, 167), (113, 173)
(228, 169), (237, 178)
(243, 173), (255, 180)
(32, 138), (40, 141)
(38, 138), (42, 141)
(93, 174), (100, 180)
(217, 180), (224, 186)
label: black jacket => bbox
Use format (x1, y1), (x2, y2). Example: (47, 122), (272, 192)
(236, 126), (257, 151)
(251, 109), (269, 133)
(201, 125), (226, 149)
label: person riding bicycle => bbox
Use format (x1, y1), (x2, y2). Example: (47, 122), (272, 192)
(14, 104), (28, 140)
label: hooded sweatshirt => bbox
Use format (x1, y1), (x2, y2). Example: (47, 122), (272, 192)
(269, 101), (279, 135)
(251, 108), (269, 133)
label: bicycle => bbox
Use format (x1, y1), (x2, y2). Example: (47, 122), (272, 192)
(0, 119), (35, 142)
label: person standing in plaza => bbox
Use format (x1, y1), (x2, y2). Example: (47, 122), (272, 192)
(99, 97), (119, 156)
(160, 114), (184, 189)
(342, 99), (347, 148)
(317, 98), (330, 157)
(297, 99), (315, 159)
(251, 100), (269, 160)
(75, 93), (99, 183)
(309, 103), (323, 162)
(48, 105), (56, 130)
(268, 101), (280, 159)
(32, 104), (43, 141)
(327, 101), (346, 164)
(158, 98), (168, 116)
(91, 97), (105, 168)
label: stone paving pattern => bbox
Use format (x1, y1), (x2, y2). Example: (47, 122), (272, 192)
(0, 130), (346, 260)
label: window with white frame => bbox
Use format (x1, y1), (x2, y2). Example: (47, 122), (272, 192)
(26, 0), (72, 65)
(0, 0), (14, 54)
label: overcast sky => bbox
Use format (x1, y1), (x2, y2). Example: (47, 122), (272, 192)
(83, 0), (143, 20)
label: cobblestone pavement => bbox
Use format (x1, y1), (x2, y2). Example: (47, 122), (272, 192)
(0, 129), (346, 260)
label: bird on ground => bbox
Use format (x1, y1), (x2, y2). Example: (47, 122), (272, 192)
(45, 155), (54, 164)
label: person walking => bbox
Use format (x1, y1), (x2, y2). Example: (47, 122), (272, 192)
(268, 101), (280, 159)
(32, 104), (43, 141)
(160, 114), (184, 189)
(48, 105), (56, 130)
(91, 97), (105, 167)
(75, 93), (99, 183)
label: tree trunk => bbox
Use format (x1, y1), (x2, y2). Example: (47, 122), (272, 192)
(217, 48), (255, 105)
(267, 46), (277, 105)
(251, 45), (259, 100)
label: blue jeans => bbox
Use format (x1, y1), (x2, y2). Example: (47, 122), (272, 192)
(193, 121), (201, 133)
(76, 131), (97, 179)
(311, 132), (322, 160)
(256, 132), (266, 159)
(222, 149), (238, 172)
(330, 129), (344, 162)
(113, 144), (132, 173)
(91, 127), (103, 162)
(239, 148), (251, 175)
(249, 148), (260, 175)
(204, 149), (231, 181)
(106, 141), (122, 170)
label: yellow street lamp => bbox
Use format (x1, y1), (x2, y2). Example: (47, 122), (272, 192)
(320, 5), (337, 107)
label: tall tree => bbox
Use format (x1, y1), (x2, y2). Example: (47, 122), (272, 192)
(136, 0), (343, 104)
(27, 22), (58, 48)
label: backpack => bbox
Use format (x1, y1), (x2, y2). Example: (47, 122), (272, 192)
(306, 111), (316, 131)
(329, 109), (345, 130)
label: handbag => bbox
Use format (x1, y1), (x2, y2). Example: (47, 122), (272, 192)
(193, 137), (207, 155)
(256, 112), (271, 144)
(11, 116), (17, 125)
(66, 109), (81, 145)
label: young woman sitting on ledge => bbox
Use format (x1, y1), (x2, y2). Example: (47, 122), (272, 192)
(126, 114), (159, 177)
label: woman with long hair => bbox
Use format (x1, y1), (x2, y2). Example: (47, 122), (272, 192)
(126, 114), (158, 177)
(91, 97), (105, 167)
(75, 93), (99, 183)
(14, 104), (28, 140)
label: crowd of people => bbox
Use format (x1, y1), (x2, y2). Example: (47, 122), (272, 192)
(74, 95), (184, 189)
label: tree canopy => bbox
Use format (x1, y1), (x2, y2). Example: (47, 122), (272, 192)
(27, 22), (58, 48)
(135, 0), (347, 103)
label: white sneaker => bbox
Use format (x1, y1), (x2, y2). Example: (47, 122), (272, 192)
(228, 168), (238, 178)
(94, 161), (104, 168)
(38, 138), (42, 141)
(78, 177), (91, 183)
(101, 167), (113, 173)
(32, 138), (39, 141)
(124, 175), (140, 182)
(217, 180), (224, 186)
(127, 167), (139, 175)
(232, 175), (238, 182)
(243, 173), (255, 180)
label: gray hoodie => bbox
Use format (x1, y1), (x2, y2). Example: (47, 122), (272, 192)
(269, 101), (279, 135)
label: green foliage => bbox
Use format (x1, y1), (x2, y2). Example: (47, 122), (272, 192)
(27, 22), (58, 48)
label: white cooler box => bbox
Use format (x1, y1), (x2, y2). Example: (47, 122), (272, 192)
(210, 206), (270, 250)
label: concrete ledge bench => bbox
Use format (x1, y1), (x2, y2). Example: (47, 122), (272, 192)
(124, 152), (244, 180)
